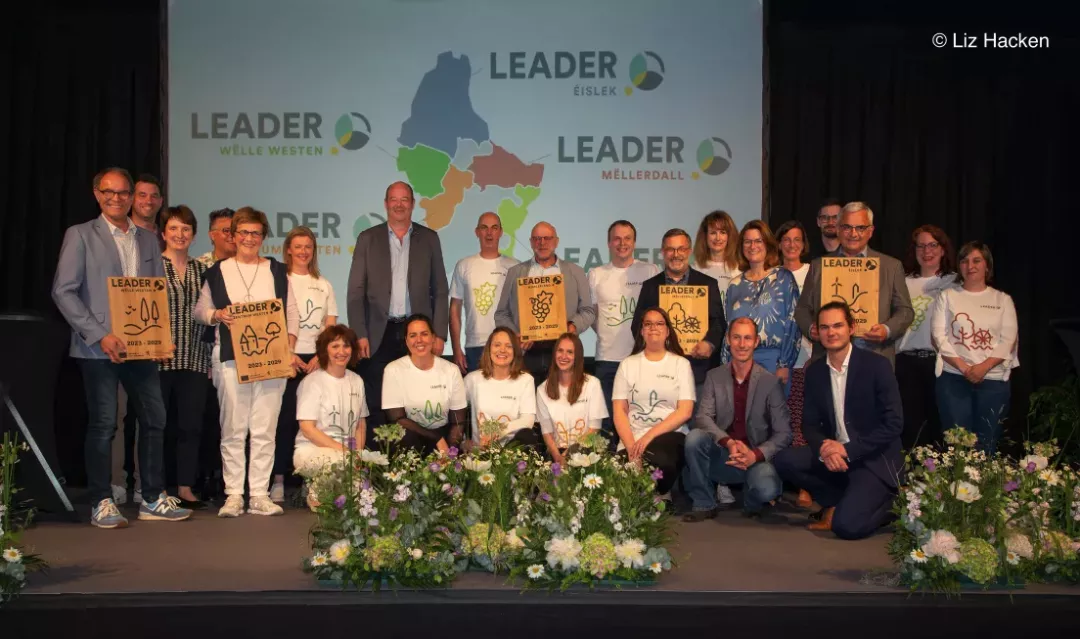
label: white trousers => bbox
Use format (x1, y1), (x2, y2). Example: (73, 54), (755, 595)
(211, 347), (286, 497)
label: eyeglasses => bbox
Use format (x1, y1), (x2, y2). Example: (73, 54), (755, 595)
(839, 224), (871, 235)
(530, 236), (555, 244)
(780, 237), (804, 246)
(643, 321), (667, 329)
(212, 227), (233, 236)
(915, 242), (941, 251)
(662, 246), (691, 255)
(97, 189), (132, 200)
(743, 238), (765, 247)
(235, 230), (264, 239)
(817, 214), (838, 222)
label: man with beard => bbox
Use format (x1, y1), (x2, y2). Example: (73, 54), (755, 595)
(814, 198), (842, 258)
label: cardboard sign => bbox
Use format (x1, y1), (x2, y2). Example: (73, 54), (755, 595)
(107, 277), (173, 360)
(820, 257), (880, 336)
(659, 285), (709, 353)
(516, 275), (567, 342)
(229, 298), (294, 383)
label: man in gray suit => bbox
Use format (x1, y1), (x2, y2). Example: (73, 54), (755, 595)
(682, 317), (791, 522)
(347, 181), (449, 427)
(793, 201), (913, 367)
(52, 167), (191, 528)
(494, 221), (594, 385)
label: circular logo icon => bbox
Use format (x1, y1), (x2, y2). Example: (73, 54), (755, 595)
(352, 213), (386, 237)
(335, 113), (372, 151)
(696, 137), (733, 176)
(628, 51), (665, 91)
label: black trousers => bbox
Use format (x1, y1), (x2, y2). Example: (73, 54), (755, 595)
(359, 320), (408, 437)
(159, 369), (208, 488)
(896, 351), (941, 449)
(523, 342), (554, 387)
(123, 395), (138, 486)
(506, 424), (543, 453)
(395, 424), (452, 457)
(274, 353), (315, 481)
(617, 431), (685, 495)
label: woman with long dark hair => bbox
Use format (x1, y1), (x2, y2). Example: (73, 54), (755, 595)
(464, 326), (538, 449)
(537, 332), (608, 465)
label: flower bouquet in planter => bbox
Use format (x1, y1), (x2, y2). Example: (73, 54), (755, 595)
(304, 423), (459, 590)
(1, 433), (47, 604)
(1009, 440), (1080, 583)
(508, 433), (675, 590)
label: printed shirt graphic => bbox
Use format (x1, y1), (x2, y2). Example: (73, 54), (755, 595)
(722, 266), (801, 367)
(381, 356), (467, 429)
(588, 260), (660, 361)
(700, 260), (741, 311)
(450, 254), (519, 347)
(931, 286), (1019, 381)
(536, 375), (609, 450)
(464, 371), (537, 443)
(897, 273), (956, 353)
(612, 352), (695, 443)
(295, 369), (369, 447)
(289, 273), (339, 354)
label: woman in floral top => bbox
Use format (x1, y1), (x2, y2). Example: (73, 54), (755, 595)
(722, 220), (800, 395)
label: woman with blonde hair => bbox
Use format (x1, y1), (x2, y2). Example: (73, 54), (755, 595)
(693, 210), (741, 294)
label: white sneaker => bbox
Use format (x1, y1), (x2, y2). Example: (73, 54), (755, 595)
(217, 495), (245, 518)
(270, 481), (285, 503)
(716, 484), (736, 505)
(248, 495), (284, 516)
(111, 484), (128, 505)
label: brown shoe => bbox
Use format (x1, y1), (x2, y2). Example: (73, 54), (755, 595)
(682, 508), (719, 523)
(807, 506), (835, 531)
(796, 489), (813, 508)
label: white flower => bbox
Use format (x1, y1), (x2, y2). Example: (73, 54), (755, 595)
(527, 564), (546, 580)
(478, 472), (496, 486)
(505, 528), (526, 550)
(615, 539), (646, 568)
(963, 466), (981, 482)
(3, 547), (23, 563)
(648, 561), (663, 574)
(613, 522), (623, 532)
(1020, 455), (1049, 471)
(950, 481), (981, 503)
(360, 450), (389, 466)
(922, 530), (961, 564)
(328, 540), (351, 565)
(1039, 469), (1062, 486)
(462, 458), (492, 473)
(1006, 533), (1035, 560)
(909, 549), (928, 563)
(568, 452), (602, 468)
(545, 535), (582, 571)
(583, 474), (604, 490)
(310, 552), (329, 567)
(393, 485), (412, 502)
(410, 548), (423, 560)
(1006, 551), (1020, 566)
(384, 471), (404, 482)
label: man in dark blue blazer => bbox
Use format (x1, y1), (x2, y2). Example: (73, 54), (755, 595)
(773, 301), (903, 540)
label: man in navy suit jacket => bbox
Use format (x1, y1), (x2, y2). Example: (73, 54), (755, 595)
(773, 301), (903, 540)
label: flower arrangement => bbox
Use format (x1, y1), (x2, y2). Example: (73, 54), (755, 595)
(1, 433), (46, 604)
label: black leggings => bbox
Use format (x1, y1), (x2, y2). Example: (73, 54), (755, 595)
(159, 369), (208, 487)
(619, 431), (685, 494)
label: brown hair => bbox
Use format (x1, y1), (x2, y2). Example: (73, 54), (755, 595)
(774, 220), (810, 260)
(545, 332), (586, 404)
(283, 226), (321, 278)
(479, 327), (524, 380)
(159, 205), (198, 235)
(231, 206), (269, 237)
(736, 220), (780, 271)
(903, 224), (956, 277)
(316, 324), (360, 369)
(631, 307), (685, 356)
(956, 241), (995, 286)
(693, 211), (740, 270)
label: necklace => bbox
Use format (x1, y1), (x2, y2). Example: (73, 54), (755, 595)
(235, 259), (261, 302)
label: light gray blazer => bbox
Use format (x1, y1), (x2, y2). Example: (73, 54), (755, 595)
(51, 216), (165, 359)
(494, 257), (595, 337)
(693, 362), (792, 460)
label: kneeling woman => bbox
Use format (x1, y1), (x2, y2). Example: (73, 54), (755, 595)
(464, 327), (539, 450)
(381, 314), (467, 454)
(612, 307), (695, 495)
(294, 324), (368, 507)
(536, 332), (608, 465)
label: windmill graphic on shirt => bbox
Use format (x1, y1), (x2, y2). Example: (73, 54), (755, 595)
(628, 385), (663, 425)
(299, 298), (324, 331)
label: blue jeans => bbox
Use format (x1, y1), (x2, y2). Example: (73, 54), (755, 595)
(682, 429), (782, 512)
(751, 347), (793, 398)
(79, 359), (166, 504)
(936, 371), (1010, 453)
(593, 360), (620, 442)
(465, 346), (483, 373)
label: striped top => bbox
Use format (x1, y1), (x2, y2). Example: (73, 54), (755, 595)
(160, 256), (210, 373)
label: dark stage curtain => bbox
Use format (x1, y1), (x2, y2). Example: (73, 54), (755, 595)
(766, 1), (1080, 449)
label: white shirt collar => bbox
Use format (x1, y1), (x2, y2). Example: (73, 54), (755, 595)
(101, 213), (135, 236)
(828, 343), (853, 374)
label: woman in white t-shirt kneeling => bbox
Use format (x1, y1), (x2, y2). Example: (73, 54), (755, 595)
(294, 324), (368, 510)
(382, 314), (468, 456)
(613, 307), (696, 495)
(537, 332), (609, 465)
(464, 327), (539, 450)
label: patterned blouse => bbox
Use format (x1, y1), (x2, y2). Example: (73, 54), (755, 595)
(160, 256), (210, 374)
(722, 266), (801, 368)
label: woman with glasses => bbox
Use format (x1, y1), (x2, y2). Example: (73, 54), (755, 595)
(693, 211), (742, 296)
(931, 242), (1017, 453)
(195, 207), (300, 518)
(464, 327), (538, 450)
(897, 225), (957, 448)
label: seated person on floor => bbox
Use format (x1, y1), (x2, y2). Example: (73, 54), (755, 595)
(464, 327), (539, 451)
(537, 332), (609, 465)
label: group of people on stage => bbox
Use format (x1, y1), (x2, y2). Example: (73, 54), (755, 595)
(52, 169), (1019, 542)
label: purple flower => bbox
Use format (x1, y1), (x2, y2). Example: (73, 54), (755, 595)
(361, 479), (371, 491)
(447, 446), (459, 459)
(346, 437), (357, 451)
(1004, 481), (1019, 493)
(653, 495), (663, 505)
(551, 462), (562, 477)
(517, 460), (528, 473)
(539, 492), (552, 503)
(1026, 462), (1037, 474)
(428, 462), (441, 472)
(436, 526), (451, 535)
(454, 462), (463, 472)
(389, 507), (399, 521)
(333, 495), (346, 509)
(651, 468), (664, 481)
(923, 458), (936, 472)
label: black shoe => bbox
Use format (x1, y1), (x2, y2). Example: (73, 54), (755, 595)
(178, 498), (207, 510)
(743, 510), (786, 525)
(682, 508), (719, 523)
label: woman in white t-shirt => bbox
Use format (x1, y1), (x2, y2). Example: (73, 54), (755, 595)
(613, 307), (695, 495)
(931, 242), (1018, 453)
(693, 210), (742, 297)
(464, 327), (538, 450)
(537, 332), (608, 464)
(382, 314), (468, 456)
(294, 324), (368, 510)
(897, 225), (957, 449)
(273, 226), (339, 503)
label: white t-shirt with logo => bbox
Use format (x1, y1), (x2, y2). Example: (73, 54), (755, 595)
(789, 263), (814, 367)
(612, 351), (696, 443)
(588, 260), (660, 362)
(382, 356), (468, 429)
(536, 375), (608, 449)
(931, 286), (1019, 381)
(898, 273), (957, 353)
(289, 272), (339, 354)
(450, 254), (519, 347)
(700, 260), (741, 296)
(464, 371), (537, 443)
(295, 369), (369, 448)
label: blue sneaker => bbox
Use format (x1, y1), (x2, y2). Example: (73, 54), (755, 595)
(91, 498), (129, 529)
(138, 493), (193, 522)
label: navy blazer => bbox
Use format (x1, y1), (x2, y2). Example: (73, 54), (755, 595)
(802, 346), (903, 488)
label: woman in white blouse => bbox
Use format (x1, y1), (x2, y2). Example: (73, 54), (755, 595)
(293, 324), (367, 510)
(931, 242), (1018, 453)
(464, 327), (538, 450)
(271, 226), (338, 503)
(195, 207), (300, 518)
(537, 332), (608, 464)
(693, 210), (742, 304)
(613, 307), (695, 495)
(381, 314), (468, 455)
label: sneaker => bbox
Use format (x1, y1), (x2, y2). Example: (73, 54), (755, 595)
(111, 484), (128, 505)
(91, 498), (129, 529)
(133, 477), (143, 504)
(139, 493), (193, 521)
(247, 495), (284, 516)
(218, 495), (246, 518)
(716, 484), (736, 506)
(270, 481), (285, 503)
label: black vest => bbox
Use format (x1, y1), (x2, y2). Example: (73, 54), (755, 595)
(202, 258), (290, 363)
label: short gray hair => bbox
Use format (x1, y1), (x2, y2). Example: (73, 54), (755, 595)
(841, 201), (874, 225)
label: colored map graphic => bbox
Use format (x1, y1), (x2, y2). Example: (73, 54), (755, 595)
(469, 144), (544, 190)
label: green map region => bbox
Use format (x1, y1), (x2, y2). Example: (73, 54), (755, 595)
(397, 144), (452, 199)
(497, 185), (541, 258)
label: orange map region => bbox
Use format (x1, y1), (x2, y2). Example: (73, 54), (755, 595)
(420, 165), (474, 230)
(468, 143), (544, 190)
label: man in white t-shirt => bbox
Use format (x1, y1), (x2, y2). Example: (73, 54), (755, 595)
(588, 220), (659, 445)
(449, 212), (519, 374)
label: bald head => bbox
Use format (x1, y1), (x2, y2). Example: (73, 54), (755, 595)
(475, 212), (504, 255)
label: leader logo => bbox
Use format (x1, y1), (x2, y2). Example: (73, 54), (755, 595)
(557, 134), (733, 181)
(488, 50), (663, 98)
(696, 138), (733, 177)
(190, 110), (373, 158)
(626, 51), (665, 95)
(335, 113), (372, 151)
